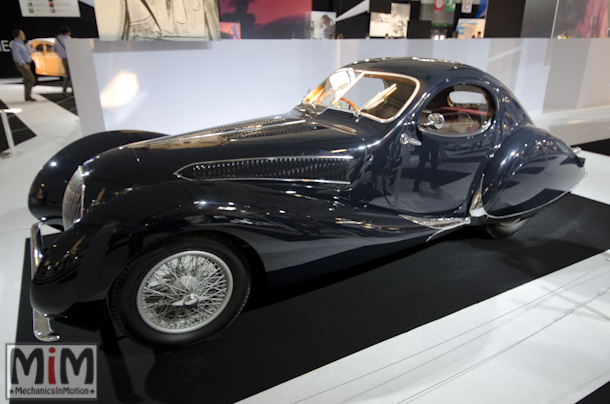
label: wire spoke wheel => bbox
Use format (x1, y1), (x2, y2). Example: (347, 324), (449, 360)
(137, 251), (234, 333)
(111, 236), (250, 349)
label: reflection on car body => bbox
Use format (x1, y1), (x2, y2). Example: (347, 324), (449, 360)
(27, 57), (585, 350)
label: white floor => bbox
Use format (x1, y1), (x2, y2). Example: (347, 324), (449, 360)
(1, 80), (610, 403)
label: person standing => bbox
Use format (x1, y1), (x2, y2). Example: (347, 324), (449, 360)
(9, 29), (36, 101)
(53, 26), (72, 97)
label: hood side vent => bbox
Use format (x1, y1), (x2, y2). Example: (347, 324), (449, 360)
(224, 123), (318, 140)
(207, 116), (286, 134)
(175, 156), (352, 186)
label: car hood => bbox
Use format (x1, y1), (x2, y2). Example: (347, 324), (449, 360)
(81, 111), (371, 207)
(129, 111), (368, 186)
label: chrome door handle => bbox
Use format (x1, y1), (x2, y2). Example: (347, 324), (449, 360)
(400, 133), (421, 146)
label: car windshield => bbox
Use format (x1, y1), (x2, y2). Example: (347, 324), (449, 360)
(297, 68), (419, 121)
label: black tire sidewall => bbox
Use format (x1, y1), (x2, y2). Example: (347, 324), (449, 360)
(482, 217), (529, 239)
(111, 237), (250, 350)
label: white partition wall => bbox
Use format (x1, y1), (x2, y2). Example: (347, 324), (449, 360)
(66, 38), (610, 137)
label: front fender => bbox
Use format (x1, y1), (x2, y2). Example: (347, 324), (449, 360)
(31, 180), (338, 315)
(28, 130), (167, 228)
(477, 126), (584, 219)
(31, 180), (433, 315)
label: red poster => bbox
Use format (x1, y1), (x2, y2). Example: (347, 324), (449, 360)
(219, 0), (312, 39)
(434, 0), (445, 11)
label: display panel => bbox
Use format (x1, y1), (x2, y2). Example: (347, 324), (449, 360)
(553, 0), (609, 38)
(370, 12), (391, 37)
(94, 0), (221, 41)
(219, 0), (312, 39)
(19, 0), (80, 17)
(311, 11), (336, 39)
(390, 3), (410, 38)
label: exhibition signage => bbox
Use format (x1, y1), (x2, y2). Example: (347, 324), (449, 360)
(435, 0), (456, 12)
(18, 0), (80, 17)
(462, 0), (473, 13)
(6, 344), (97, 400)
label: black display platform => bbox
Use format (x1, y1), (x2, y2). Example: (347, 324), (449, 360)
(13, 194), (610, 404)
(0, 99), (36, 153)
(577, 138), (610, 156)
(40, 92), (78, 116)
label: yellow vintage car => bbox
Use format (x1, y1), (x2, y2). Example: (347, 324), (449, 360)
(30, 38), (66, 77)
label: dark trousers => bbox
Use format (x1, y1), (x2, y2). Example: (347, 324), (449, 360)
(15, 63), (35, 99)
(62, 59), (72, 92)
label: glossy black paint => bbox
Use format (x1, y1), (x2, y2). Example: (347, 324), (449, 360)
(28, 130), (166, 229)
(29, 58), (585, 324)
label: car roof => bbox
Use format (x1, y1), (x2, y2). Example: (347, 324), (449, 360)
(30, 38), (56, 44)
(342, 57), (491, 88)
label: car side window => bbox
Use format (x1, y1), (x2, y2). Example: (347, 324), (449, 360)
(418, 84), (493, 134)
(45, 44), (53, 52)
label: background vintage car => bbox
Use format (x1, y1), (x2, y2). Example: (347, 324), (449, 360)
(27, 58), (585, 350)
(30, 38), (66, 77)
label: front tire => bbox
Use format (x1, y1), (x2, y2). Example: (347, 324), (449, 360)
(480, 217), (530, 239)
(110, 236), (250, 350)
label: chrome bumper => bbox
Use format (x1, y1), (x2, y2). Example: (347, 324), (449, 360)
(30, 222), (60, 342)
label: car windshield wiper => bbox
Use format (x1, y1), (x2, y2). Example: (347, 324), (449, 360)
(319, 83), (349, 104)
(356, 84), (397, 115)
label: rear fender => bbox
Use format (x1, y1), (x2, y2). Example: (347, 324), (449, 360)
(471, 127), (584, 221)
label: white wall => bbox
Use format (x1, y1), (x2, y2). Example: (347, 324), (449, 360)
(67, 38), (105, 134)
(67, 38), (610, 137)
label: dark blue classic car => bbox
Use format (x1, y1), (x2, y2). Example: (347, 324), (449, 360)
(28, 58), (585, 349)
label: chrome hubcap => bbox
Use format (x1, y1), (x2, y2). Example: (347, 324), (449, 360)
(136, 250), (234, 334)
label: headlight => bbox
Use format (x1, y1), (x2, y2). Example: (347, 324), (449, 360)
(62, 166), (85, 230)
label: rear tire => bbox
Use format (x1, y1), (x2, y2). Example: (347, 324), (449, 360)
(110, 236), (250, 350)
(480, 217), (530, 239)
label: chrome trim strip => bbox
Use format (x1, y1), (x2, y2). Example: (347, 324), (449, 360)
(418, 118), (493, 138)
(400, 214), (471, 230)
(30, 222), (60, 342)
(185, 119), (307, 141)
(400, 214), (471, 242)
(469, 175), (488, 218)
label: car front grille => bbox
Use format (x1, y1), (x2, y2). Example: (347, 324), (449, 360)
(62, 166), (85, 230)
(175, 156), (352, 186)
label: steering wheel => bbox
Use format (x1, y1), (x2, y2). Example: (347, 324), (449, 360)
(340, 97), (358, 111)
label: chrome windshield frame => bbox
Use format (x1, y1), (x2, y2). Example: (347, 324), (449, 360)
(299, 69), (421, 124)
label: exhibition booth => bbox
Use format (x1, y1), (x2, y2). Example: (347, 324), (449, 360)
(2, 1), (610, 404)
(70, 37), (610, 146)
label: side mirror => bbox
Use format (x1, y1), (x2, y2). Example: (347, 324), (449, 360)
(420, 112), (445, 130)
